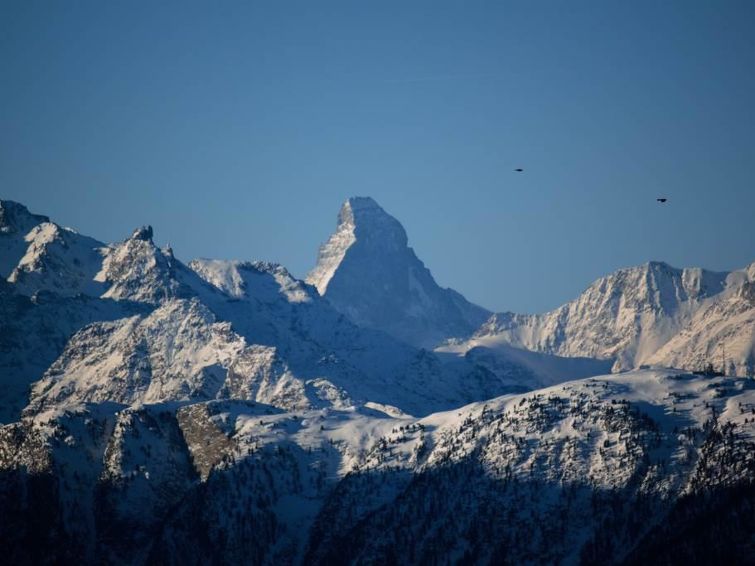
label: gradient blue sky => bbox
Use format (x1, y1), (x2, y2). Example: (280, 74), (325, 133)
(2, 1), (754, 313)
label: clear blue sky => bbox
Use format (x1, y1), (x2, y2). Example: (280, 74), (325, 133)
(2, 1), (754, 313)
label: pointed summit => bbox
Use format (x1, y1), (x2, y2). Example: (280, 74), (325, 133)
(307, 197), (407, 295)
(0, 200), (52, 277)
(8, 222), (107, 297)
(341, 196), (408, 248)
(307, 197), (490, 347)
(97, 225), (191, 304)
(130, 225), (154, 241)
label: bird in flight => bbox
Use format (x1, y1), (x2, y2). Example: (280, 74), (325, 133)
(514, 168), (524, 173)
(657, 198), (668, 203)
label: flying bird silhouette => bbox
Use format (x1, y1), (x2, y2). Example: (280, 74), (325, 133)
(657, 198), (668, 203)
(514, 168), (524, 172)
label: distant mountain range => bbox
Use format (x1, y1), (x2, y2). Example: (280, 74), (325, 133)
(306, 196), (754, 378)
(450, 260), (755, 377)
(1, 196), (753, 564)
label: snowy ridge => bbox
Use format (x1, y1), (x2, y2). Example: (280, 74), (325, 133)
(190, 259), (313, 304)
(96, 226), (197, 304)
(8, 222), (107, 297)
(183, 257), (529, 417)
(0, 283), (138, 423)
(27, 299), (249, 413)
(470, 260), (755, 375)
(306, 198), (362, 295)
(646, 273), (755, 374)
(0, 200), (51, 277)
(2, 369), (753, 563)
(307, 369), (755, 564)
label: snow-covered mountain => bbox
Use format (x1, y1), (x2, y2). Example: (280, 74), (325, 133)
(646, 266), (755, 374)
(2, 369), (753, 563)
(307, 197), (490, 348)
(307, 369), (755, 564)
(1, 196), (754, 564)
(305, 199), (754, 378)
(0, 279), (137, 423)
(0, 199), (532, 424)
(468, 261), (755, 375)
(8, 222), (107, 297)
(1, 200), (53, 277)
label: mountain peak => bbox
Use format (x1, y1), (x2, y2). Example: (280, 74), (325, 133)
(307, 197), (406, 296)
(340, 196), (408, 248)
(0, 200), (53, 277)
(344, 195), (380, 210)
(0, 200), (49, 235)
(307, 197), (489, 347)
(130, 225), (154, 241)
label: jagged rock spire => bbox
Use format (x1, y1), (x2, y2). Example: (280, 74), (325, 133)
(307, 197), (490, 348)
(131, 225), (154, 241)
